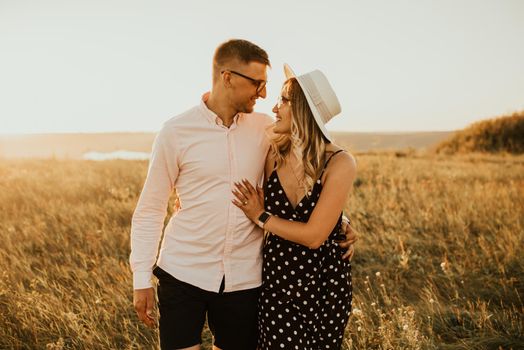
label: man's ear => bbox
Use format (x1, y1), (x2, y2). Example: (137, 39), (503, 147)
(221, 70), (232, 88)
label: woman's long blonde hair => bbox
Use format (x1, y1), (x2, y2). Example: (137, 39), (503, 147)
(269, 78), (329, 196)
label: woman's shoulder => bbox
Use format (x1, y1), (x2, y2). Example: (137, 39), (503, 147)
(264, 148), (277, 180)
(325, 144), (357, 174)
(265, 148), (277, 167)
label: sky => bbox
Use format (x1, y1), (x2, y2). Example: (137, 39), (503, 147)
(1, 0), (523, 134)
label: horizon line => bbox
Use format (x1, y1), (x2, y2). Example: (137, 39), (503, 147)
(0, 129), (456, 137)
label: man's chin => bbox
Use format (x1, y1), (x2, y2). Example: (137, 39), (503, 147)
(242, 105), (255, 114)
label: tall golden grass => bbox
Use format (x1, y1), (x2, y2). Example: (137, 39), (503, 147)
(0, 154), (523, 349)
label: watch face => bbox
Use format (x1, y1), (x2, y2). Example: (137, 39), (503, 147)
(258, 212), (270, 223)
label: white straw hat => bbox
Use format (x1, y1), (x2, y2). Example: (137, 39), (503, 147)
(284, 63), (341, 142)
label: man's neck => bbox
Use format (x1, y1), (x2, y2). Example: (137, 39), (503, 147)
(206, 91), (238, 128)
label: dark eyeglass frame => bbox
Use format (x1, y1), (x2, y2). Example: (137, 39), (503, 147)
(221, 70), (267, 94)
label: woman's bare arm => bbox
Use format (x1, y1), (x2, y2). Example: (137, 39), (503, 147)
(233, 152), (357, 249)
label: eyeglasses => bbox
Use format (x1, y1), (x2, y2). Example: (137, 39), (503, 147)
(222, 70), (267, 94)
(277, 95), (291, 109)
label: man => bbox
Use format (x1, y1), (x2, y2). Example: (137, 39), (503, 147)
(130, 39), (357, 350)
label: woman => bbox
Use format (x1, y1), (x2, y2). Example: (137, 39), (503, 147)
(232, 64), (357, 350)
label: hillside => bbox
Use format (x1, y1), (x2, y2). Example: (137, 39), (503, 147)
(436, 111), (524, 154)
(0, 131), (452, 159)
(0, 133), (154, 159)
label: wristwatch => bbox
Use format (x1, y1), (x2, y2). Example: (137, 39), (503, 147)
(257, 211), (271, 229)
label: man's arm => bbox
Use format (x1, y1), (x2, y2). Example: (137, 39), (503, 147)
(130, 126), (178, 328)
(130, 125), (178, 289)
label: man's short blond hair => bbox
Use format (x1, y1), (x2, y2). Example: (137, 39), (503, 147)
(212, 39), (270, 82)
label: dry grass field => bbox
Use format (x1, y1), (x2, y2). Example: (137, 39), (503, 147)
(0, 153), (523, 349)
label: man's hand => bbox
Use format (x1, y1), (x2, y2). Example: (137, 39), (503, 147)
(133, 287), (157, 328)
(338, 218), (358, 260)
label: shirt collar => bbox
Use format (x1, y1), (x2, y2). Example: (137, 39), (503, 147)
(200, 92), (242, 127)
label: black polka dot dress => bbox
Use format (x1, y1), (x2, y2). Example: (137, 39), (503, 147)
(258, 150), (352, 350)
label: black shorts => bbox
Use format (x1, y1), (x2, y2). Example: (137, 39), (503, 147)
(153, 266), (260, 350)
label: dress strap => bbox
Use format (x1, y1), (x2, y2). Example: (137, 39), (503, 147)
(320, 150), (345, 177)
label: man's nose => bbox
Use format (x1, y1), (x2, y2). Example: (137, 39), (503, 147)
(257, 86), (267, 99)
